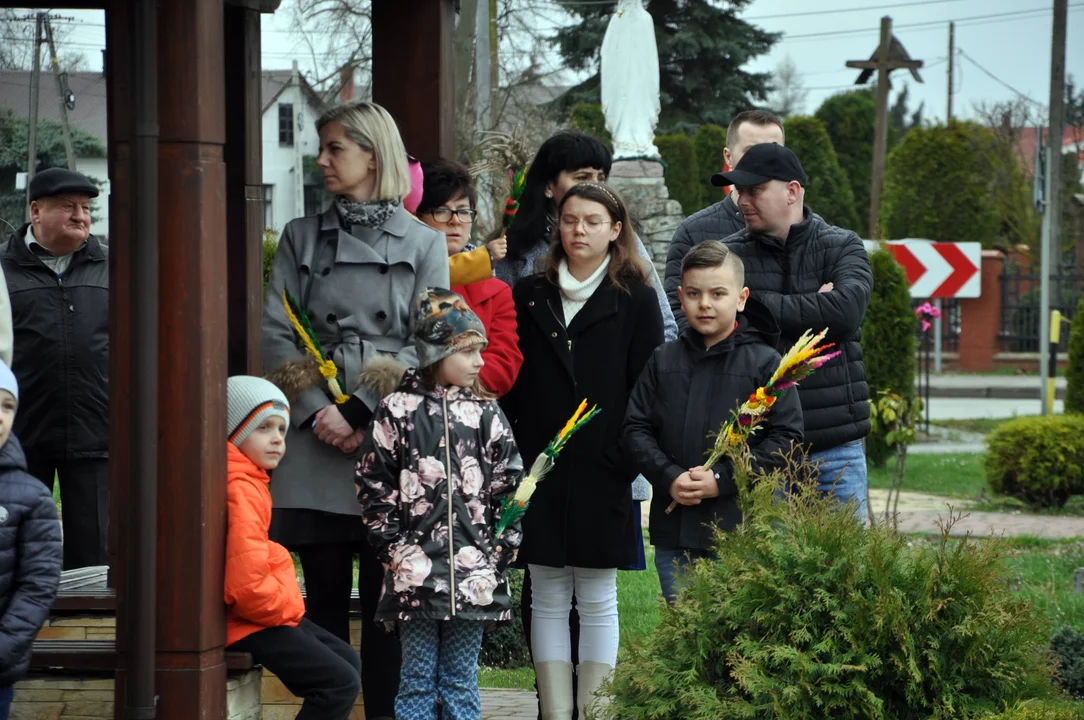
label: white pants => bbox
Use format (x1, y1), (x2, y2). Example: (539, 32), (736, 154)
(528, 565), (619, 665)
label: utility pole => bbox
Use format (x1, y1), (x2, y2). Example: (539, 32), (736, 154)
(44, 15), (76, 171)
(1048, 0), (1067, 274)
(946, 21), (955, 120)
(25, 12), (44, 221)
(291, 60), (305, 221)
(847, 16), (924, 238)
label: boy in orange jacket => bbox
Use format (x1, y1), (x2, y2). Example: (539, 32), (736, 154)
(225, 376), (361, 720)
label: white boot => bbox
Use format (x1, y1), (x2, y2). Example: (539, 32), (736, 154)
(575, 661), (615, 719)
(535, 661), (574, 720)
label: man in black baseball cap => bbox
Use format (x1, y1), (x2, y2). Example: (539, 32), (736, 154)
(711, 143), (807, 240)
(705, 142), (875, 523)
(2, 166), (110, 569)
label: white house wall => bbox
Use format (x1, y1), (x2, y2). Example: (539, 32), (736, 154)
(261, 93), (322, 233)
(79, 156), (110, 239)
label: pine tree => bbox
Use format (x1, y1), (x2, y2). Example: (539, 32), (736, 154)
(815, 89), (876, 237)
(552, 0), (779, 130)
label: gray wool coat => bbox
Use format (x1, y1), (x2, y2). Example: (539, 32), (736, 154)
(261, 204), (451, 516)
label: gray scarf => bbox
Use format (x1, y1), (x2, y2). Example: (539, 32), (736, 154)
(335, 197), (400, 228)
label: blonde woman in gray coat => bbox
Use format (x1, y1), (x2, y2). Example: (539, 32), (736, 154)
(261, 102), (449, 720)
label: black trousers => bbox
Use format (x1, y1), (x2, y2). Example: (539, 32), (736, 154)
(229, 617), (361, 720)
(25, 452), (109, 570)
(297, 541), (401, 720)
(522, 568), (581, 720)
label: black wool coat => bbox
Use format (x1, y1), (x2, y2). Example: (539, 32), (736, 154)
(723, 208), (872, 453)
(623, 299), (804, 551)
(502, 272), (663, 569)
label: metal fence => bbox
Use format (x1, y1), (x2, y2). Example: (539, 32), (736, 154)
(999, 259), (1084, 353)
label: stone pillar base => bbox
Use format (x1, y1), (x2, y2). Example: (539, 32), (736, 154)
(608, 174), (685, 276)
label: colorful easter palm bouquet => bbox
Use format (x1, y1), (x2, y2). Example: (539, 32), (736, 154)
(495, 400), (600, 537)
(665, 329), (840, 514)
(278, 289), (350, 404)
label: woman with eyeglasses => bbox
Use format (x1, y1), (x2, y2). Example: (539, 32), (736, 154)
(262, 102), (450, 720)
(492, 130), (676, 343)
(416, 160), (523, 397)
(502, 182), (662, 719)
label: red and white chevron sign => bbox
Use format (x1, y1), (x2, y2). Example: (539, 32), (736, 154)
(862, 241), (982, 298)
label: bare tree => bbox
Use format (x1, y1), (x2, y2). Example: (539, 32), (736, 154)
(0, 11), (86, 72)
(769, 54), (808, 118)
(289, 0), (373, 99)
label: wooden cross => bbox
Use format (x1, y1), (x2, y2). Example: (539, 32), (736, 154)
(846, 16), (924, 238)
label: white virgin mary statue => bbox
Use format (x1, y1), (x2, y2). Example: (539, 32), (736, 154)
(600, 0), (661, 160)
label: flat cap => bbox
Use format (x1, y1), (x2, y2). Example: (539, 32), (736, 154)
(28, 168), (99, 203)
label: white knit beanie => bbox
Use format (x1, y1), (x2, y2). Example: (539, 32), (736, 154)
(227, 376), (290, 447)
(0, 362), (17, 405)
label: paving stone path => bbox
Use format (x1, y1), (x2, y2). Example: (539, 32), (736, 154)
(481, 688), (537, 718)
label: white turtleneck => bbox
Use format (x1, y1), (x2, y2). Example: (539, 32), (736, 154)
(558, 255), (611, 326)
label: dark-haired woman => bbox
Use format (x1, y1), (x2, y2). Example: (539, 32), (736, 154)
(503, 183), (663, 718)
(417, 159), (523, 396)
(492, 130), (676, 343)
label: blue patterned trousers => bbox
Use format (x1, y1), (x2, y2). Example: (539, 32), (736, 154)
(396, 619), (485, 720)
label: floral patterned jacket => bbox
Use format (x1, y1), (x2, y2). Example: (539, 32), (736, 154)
(357, 369), (524, 624)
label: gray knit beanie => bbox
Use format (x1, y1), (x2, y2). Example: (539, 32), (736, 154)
(227, 376), (290, 447)
(0, 362), (17, 405)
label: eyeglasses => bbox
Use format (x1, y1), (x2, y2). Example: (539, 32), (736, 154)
(426, 207), (476, 223)
(559, 216), (612, 234)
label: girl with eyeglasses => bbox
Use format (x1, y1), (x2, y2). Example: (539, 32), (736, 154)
(502, 183), (663, 719)
(416, 160), (523, 397)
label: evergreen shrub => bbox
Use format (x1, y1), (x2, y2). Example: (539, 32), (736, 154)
(693, 123), (728, 209)
(861, 249), (917, 467)
(1065, 297), (1084, 414)
(985, 415), (1084, 508)
(656, 132), (701, 216)
(782, 116), (859, 231)
(1050, 626), (1084, 699)
(605, 465), (1055, 718)
(263, 229), (278, 291)
(478, 568), (530, 669)
(567, 103), (613, 153)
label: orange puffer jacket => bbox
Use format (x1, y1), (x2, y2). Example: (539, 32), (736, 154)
(225, 443), (305, 646)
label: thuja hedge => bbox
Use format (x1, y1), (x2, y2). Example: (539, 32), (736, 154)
(604, 468), (1057, 718)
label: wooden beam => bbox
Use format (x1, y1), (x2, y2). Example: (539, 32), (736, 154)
(846, 60), (923, 71)
(371, 0), (456, 161)
(870, 16), (892, 238)
(153, 0), (229, 715)
(224, 4), (265, 376)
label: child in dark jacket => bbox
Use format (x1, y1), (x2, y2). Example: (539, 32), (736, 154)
(0, 361), (61, 718)
(623, 241), (804, 604)
(357, 288), (524, 720)
(224, 376), (361, 720)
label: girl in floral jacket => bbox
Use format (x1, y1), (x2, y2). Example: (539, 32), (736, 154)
(357, 287), (524, 720)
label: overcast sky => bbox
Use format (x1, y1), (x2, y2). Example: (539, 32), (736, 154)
(13, 0), (1083, 125)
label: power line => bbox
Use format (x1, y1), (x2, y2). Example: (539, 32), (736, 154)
(957, 49), (1046, 108)
(783, 3), (1084, 41)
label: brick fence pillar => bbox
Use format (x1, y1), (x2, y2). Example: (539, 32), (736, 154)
(958, 249), (1004, 371)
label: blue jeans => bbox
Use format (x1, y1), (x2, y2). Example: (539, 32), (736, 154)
(396, 620), (484, 720)
(654, 548), (714, 604)
(809, 439), (868, 520)
(0, 685), (12, 720)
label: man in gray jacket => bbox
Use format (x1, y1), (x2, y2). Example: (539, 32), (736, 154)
(664, 110), (784, 330)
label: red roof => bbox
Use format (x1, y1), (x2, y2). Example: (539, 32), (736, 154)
(1016, 125), (1084, 174)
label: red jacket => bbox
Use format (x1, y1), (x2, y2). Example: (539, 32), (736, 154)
(224, 443), (305, 646)
(452, 278), (522, 397)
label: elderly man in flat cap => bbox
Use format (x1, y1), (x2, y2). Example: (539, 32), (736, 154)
(2, 167), (109, 569)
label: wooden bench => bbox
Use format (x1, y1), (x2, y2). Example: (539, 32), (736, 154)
(29, 639), (255, 671)
(53, 566), (115, 613)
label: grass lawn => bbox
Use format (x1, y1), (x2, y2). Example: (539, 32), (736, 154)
(867, 453), (987, 498)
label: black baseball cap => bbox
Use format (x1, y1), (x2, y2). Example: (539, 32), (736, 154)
(28, 168), (99, 203)
(711, 143), (807, 188)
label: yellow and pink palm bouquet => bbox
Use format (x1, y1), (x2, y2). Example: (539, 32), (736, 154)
(665, 328), (840, 514)
(495, 400), (600, 536)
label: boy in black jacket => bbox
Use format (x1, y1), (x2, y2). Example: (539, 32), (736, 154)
(623, 241), (803, 603)
(0, 361), (62, 716)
